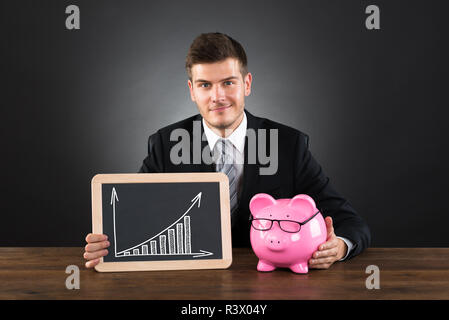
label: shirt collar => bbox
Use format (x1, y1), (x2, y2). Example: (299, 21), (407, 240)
(202, 112), (247, 154)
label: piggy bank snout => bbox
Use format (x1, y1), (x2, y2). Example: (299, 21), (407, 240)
(265, 232), (288, 251)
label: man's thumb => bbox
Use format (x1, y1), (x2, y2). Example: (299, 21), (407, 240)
(325, 216), (334, 236)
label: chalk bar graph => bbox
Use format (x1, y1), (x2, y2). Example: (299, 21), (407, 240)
(111, 188), (213, 259)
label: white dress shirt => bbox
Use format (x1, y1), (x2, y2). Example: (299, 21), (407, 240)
(201, 112), (353, 261)
(202, 112), (246, 198)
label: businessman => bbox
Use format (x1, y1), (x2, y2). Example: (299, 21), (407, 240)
(84, 32), (371, 269)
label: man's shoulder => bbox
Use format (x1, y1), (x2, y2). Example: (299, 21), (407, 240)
(247, 110), (309, 141)
(155, 113), (202, 136)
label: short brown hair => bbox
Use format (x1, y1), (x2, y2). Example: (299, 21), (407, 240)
(185, 32), (248, 81)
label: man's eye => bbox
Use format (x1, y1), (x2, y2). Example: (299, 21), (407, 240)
(200, 83), (210, 88)
(224, 81), (233, 85)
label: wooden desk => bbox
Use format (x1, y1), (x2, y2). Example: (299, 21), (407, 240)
(0, 248), (448, 300)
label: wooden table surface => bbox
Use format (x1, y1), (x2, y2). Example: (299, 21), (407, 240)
(1, 247), (448, 300)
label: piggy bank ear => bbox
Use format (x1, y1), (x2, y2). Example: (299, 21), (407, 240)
(249, 193), (277, 215)
(288, 194), (317, 213)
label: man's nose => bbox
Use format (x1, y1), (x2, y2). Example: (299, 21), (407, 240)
(211, 85), (226, 103)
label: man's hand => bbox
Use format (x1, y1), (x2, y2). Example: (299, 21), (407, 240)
(84, 233), (110, 269)
(308, 216), (347, 269)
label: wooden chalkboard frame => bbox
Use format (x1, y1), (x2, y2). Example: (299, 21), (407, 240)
(91, 173), (232, 272)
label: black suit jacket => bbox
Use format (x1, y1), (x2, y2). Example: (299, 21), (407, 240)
(139, 110), (371, 259)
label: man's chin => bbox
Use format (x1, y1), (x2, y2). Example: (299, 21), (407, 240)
(204, 109), (244, 130)
(210, 119), (234, 130)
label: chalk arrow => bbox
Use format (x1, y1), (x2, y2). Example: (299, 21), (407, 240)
(192, 250), (213, 258)
(110, 187), (119, 257)
(191, 192), (202, 208)
(110, 187), (119, 204)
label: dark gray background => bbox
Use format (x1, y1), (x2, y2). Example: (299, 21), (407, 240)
(2, 0), (448, 246)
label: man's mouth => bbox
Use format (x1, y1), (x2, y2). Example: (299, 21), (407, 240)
(211, 104), (232, 112)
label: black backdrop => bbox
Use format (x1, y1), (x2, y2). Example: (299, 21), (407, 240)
(2, 0), (448, 246)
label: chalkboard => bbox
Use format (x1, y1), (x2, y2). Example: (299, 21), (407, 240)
(91, 173), (232, 272)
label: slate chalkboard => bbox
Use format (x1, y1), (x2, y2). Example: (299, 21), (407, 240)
(91, 173), (232, 272)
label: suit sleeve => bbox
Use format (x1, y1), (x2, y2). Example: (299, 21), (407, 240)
(138, 131), (165, 173)
(293, 133), (371, 260)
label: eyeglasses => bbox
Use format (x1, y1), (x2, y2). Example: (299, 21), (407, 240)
(249, 211), (320, 233)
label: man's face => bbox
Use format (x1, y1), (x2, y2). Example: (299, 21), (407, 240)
(188, 58), (252, 132)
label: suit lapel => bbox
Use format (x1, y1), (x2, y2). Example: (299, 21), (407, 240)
(198, 115), (215, 172)
(239, 110), (260, 208)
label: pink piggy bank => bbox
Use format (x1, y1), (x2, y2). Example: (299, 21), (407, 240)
(249, 193), (327, 274)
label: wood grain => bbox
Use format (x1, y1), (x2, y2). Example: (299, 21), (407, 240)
(0, 247), (448, 299)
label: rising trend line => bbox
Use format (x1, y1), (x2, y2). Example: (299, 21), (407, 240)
(110, 187), (119, 257)
(114, 192), (202, 256)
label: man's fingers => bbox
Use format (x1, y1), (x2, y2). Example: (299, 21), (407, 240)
(309, 256), (336, 266)
(85, 258), (101, 269)
(85, 233), (108, 243)
(84, 234), (109, 270)
(85, 241), (110, 253)
(318, 237), (339, 251)
(83, 249), (108, 261)
(309, 225), (340, 270)
(313, 247), (338, 259)
(310, 237), (339, 267)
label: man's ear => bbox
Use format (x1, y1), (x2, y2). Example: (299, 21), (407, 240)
(250, 193), (276, 215)
(187, 79), (196, 102)
(244, 72), (252, 96)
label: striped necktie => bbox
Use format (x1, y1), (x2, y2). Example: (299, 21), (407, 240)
(215, 139), (238, 215)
